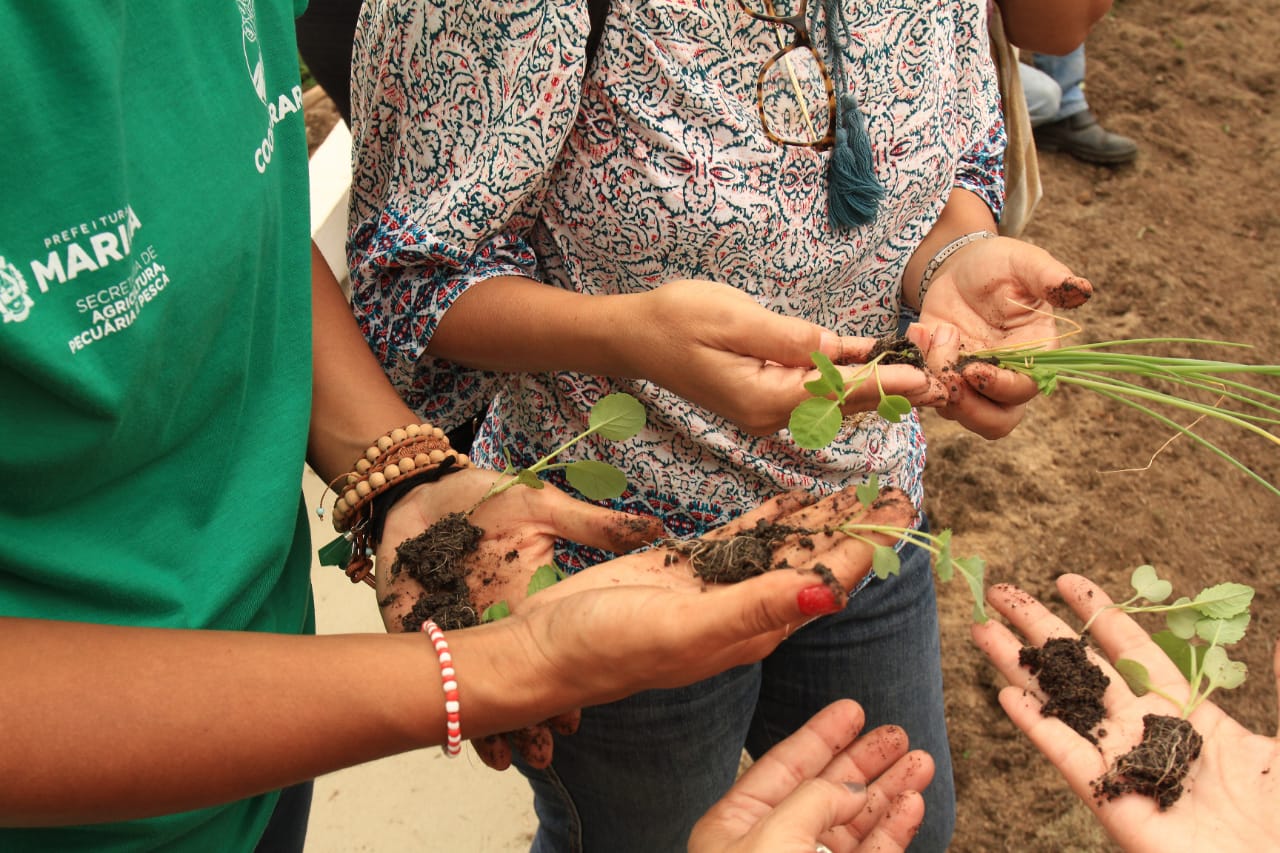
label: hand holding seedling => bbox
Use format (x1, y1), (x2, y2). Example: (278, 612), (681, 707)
(972, 574), (1280, 852)
(626, 279), (945, 435)
(913, 236), (1093, 438)
(689, 700), (930, 853)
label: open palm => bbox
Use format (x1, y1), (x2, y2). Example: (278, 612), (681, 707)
(972, 574), (1280, 852)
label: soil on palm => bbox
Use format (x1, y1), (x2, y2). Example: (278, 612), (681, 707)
(661, 520), (812, 582)
(1093, 713), (1203, 811)
(1019, 636), (1110, 743)
(391, 511), (484, 632)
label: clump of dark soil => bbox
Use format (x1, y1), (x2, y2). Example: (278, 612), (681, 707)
(391, 512), (484, 632)
(866, 335), (927, 369)
(1018, 636), (1110, 743)
(1093, 713), (1203, 811)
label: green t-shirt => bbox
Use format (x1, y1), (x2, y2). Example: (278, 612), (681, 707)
(0, 1), (314, 849)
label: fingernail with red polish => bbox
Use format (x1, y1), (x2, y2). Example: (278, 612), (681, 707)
(797, 583), (840, 616)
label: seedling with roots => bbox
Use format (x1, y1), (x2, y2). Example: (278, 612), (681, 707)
(792, 333), (1280, 496)
(1095, 564), (1254, 717)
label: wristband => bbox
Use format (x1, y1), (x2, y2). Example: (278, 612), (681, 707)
(422, 619), (463, 757)
(917, 230), (995, 309)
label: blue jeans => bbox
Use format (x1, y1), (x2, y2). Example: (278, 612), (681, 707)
(1033, 45), (1089, 122)
(516, 539), (956, 852)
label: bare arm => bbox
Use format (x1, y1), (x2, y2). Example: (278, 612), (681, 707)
(0, 484), (900, 827)
(995, 0), (1112, 56)
(307, 242), (421, 483)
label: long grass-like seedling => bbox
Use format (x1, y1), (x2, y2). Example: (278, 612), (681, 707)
(971, 337), (1280, 496)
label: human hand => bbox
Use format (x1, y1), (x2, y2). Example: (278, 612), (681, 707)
(630, 279), (946, 435)
(375, 467), (664, 631)
(481, 486), (916, 769)
(971, 574), (1280, 853)
(688, 699), (929, 853)
(912, 236), (1093, 438)
(376, 467), (664, 770)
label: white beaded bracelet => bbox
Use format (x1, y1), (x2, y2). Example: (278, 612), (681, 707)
(917, 230), (995, 309)
(422, 619), (463, 757)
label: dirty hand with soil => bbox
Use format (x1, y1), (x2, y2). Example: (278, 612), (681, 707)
(909, 233), (1093, 439)
(972, 574), (1280, 852)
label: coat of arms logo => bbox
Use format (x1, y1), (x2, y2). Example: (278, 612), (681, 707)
(0, 256), (33, 324)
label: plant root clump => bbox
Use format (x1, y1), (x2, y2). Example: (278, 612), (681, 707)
(660, 520), (814, 583)
(391, 512), (485, 632)
(865, 335), (926, 369)
(1019, 636), (1110, 743)
(1094, 713), (1203, 810)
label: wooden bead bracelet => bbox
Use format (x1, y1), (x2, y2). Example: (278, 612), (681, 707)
(317, 422), (472, 585)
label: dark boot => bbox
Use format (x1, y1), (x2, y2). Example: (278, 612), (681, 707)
(1034, 109), (1138, 165)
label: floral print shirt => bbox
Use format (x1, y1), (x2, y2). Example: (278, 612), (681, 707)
(348, 0), (1004, 545)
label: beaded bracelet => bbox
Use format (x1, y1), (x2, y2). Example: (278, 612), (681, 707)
(917, 229), (996, 309)
(421, 619), (463, 757)
(316, 422), (472, 585)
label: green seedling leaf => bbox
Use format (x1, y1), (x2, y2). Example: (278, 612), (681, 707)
(1028, 366), (1058, 395)
(854, 475), (881, 510)
(872, 545), (901, 580)
(515, 469), (544, 490)
(876, 394), (912, 423)
(1203, 645), (1248, 691)
(481, 601), (511, 622)
(1152, 630), (1196, 682)
(804, 351), (847, 399)
(1129, 564), (1172, 603)
(526, 563), (567, 596)
(1165, 599), (1198, 640)
(565, 459), (628, 500)
(934, 529), (955, 581)
(1195, 611), (1251, 646)
(789, 397), (843, 450)
(1115, 658), (1153, 697)
(953, 555), (988, 622)
(589, 392), (646, 440)
(1191, 582), (1255, 619)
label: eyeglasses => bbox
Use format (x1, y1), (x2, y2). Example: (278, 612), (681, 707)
(736, 0), (837, 150)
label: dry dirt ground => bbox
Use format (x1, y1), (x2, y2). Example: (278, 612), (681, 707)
(303, 1), (1278, 848)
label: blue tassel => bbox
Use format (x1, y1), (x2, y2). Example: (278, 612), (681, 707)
(827, 93), (884, 230)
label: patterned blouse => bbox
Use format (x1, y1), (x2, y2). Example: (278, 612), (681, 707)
(348, 0), (1004, 548)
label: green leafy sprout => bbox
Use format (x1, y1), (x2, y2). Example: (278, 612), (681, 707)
(318, 393), (644, 570)
(789, 351), (912, 450)
(480, 563), (567, 623)
(973, 337), (1280, 497)
(830, 476), (989, 622)
(1096, 564), (1255, 717)
(470, 392), (645, 511)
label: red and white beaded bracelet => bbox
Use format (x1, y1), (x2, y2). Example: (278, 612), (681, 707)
(421, 619), (463, 757)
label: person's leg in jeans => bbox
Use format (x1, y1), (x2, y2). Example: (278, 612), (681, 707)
(746, 538), (956, 852)
(1033, 44), (1088, 122)
(516, 666), (762, 852)
(1031, 44), (1137, 164)
(1018, 62), (1064, 127)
